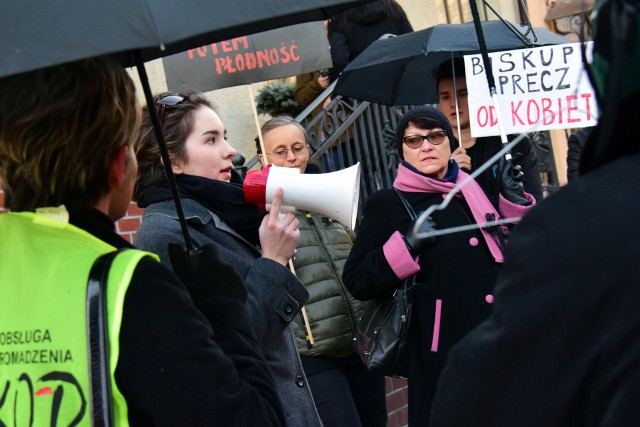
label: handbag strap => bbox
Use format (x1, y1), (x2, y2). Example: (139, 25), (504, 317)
(394, 188), (417, 221)
(393, 189), (419, 288)
(87, 249), (127, 427)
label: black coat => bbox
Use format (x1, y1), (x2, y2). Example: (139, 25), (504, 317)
(70, 210), (285, 426)
(327, 8), (412, 82)
(430, 151), (640, 426)
(343, 189), (501, 426)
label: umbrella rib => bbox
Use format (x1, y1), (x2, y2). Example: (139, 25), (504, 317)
(481, 3), (532, 47)
(141, 0), (166, 49)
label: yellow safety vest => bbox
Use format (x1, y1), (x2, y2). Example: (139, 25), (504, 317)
(0, 211), (156, 426)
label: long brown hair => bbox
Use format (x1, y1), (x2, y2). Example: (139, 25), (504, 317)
(133, 91), (216, 202)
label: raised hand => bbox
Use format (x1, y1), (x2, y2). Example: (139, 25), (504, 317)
(259, 187), (300, 266)
(498, 157), (530, 206)
(450, 146), (471, 171)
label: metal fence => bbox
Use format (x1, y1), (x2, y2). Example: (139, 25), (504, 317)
(242, 85), (561, 225)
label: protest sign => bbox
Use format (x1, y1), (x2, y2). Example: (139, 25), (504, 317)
(464, 42), (597, 137)
(163, 21), (332, 92)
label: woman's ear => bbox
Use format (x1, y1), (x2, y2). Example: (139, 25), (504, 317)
(171, 160), (184, 174)
(258, 153), (265, 167)
(160, 154), (184, 174)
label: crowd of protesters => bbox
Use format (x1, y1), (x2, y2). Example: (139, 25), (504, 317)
(1, 0), (638, 425)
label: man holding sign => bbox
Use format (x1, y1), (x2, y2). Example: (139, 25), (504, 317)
(435, 58), (543, 208)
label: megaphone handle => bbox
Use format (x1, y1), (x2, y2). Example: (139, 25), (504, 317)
(288, 259), (315, 345)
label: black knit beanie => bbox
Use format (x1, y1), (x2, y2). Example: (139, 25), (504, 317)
(395, 106), (454, 160)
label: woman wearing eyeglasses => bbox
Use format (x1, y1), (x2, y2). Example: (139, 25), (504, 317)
(256, 116), (389, 427)
(133, 92), (323, 427)
(342, 106), (535, 426)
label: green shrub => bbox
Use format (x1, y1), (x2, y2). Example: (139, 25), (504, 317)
(255, 82), (301, 117)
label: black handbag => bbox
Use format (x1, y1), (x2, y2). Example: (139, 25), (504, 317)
(355, 189), (418, 378)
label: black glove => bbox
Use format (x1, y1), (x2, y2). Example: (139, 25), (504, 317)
(168, 242), (248, 305)
(404, 216), (437, 257)
(498, 157), (530, 206)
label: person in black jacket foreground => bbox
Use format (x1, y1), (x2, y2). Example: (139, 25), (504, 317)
(342, 106), (535, 426)
(431, 1), (640, 425)
(0, 57), (284, 426)
(436, 57), (544, 207)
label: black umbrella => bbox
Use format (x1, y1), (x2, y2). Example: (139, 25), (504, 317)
(332, 19), (569, 106)
(1, 0), (374, 251)
(1, 0), (374, 78)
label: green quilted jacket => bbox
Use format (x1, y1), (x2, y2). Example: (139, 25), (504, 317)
(291, 211), (368, 357)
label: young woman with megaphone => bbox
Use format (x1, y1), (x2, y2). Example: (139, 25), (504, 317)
(132, 92), (323, 427)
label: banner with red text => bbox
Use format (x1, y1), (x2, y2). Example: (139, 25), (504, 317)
(464, 42), (597, 137)
(162, 21), (331, 92)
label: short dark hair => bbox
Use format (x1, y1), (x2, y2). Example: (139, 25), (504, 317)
(434, 57), (466, 82)
(394, 106), (454, 160)
(0, 57), (139, 211)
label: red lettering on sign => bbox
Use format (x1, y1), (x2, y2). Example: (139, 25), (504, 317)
(477, 106), (489, 127)
(476, 106), (498, 127)
(280, 44), (291, 63)
(511, 101), (525, 126)
(257, 50), (271, 68)
(541, 98), (554, 125)
(527, 99), (540, 125)
(221, 41), (233, 53)
(245, 52), (257, 69)
(505, 94), (594, 128)
(581, 93), (593, 120)
(290, 44), (300, 61)
(269, 48), (279, 64)
(566, 95), (579, 123)
(235, 54), (245, 72)
(201, 41), (304, 75)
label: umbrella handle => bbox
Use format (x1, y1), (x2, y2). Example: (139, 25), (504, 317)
(469, 1), (510, 158)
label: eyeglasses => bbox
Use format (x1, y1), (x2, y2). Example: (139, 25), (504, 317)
(402, 130), (448, 148)
(267, 144), (308, 158)
(156, 94), (185, 129)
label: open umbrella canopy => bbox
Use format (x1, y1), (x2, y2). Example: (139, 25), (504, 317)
(333, 19), (569, 106)
(1, 0), (373, 78)
(1, 0), (376, 252)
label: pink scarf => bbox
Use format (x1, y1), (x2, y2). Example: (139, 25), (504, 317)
(393, 163), (506, 262)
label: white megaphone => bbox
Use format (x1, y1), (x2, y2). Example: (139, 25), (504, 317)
(244, 163), (361, 229)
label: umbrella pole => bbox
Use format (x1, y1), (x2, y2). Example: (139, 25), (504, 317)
(133, 51), (195, 251)
(451, 53), (463, 148)
(469, 0), (511, 159)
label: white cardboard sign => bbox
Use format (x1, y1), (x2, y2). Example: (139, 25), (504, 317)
(464, 42), (597, 137)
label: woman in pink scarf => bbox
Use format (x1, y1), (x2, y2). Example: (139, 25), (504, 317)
(342, 106), (535, 426)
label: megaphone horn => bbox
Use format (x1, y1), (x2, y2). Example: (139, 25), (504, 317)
(244, 163), (361, 229)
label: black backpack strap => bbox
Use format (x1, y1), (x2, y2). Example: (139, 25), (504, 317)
(86, 249), (127, 427)
(394, 188), (417, 221)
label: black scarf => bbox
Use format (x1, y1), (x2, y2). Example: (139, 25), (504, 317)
(137, 172), (265, 246)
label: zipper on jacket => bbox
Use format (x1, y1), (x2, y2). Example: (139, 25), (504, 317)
(306, 212), (360, 335)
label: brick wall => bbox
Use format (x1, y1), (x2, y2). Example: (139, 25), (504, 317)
(0, 188), (409, 425)
(115, 202), (145, 244)
(385, 378), (409, 427)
